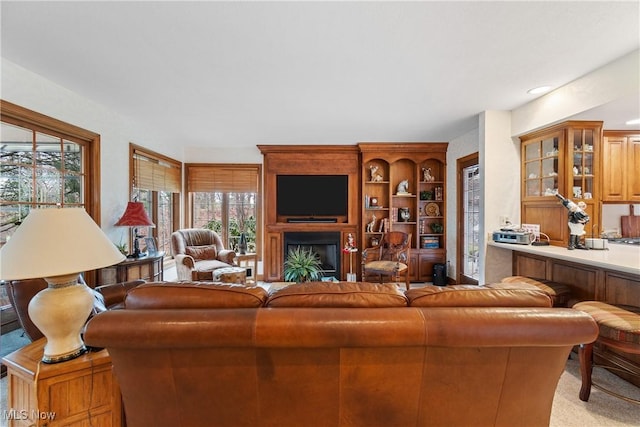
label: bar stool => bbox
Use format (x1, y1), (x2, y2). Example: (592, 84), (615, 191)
(572, 301), (640, 404)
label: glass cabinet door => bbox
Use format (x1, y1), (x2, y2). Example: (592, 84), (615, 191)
(523, 135), (560, 198)
(570, 128), (595, 200)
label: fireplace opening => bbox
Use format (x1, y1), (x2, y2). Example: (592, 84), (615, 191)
(284, 232), (341, 279)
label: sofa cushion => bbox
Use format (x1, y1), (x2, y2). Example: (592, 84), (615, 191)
(124, 282), (268, 309)
(266, 281), (407, 307)
(185, 244), (217, 260)
(406, 284), (552, 307)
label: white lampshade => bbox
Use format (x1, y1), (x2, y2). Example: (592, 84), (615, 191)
(0, 207), (125, 363)
(1, 207), (125, 280)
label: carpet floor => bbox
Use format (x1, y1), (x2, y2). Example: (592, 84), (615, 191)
(1, 329), (638, 427)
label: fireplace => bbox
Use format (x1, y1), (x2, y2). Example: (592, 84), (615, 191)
(284, 232), (341, 279)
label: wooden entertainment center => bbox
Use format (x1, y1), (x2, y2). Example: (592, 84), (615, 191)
(259, 143), (448, 283)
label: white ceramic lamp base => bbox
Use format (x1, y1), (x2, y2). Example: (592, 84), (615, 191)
(28, 273), (95, 364)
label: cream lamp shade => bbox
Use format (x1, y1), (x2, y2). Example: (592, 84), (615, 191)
(0, 207), (125, 363)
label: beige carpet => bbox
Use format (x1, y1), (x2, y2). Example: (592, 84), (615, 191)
(550, 356), (639, 426)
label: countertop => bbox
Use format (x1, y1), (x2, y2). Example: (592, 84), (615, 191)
(487, 240), (640, 276)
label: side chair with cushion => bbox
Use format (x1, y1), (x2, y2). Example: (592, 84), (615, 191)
(362, 231), (411, 290)
(171, 228), (237, 281)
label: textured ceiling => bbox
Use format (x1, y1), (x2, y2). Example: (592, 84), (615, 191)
(2, 1), (639, 150)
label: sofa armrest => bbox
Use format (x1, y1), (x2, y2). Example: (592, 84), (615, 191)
(218, 249), (236, 264)
(95, 280), (146, 309)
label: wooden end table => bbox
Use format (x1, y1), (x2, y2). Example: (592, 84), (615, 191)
(2, 338), (122, 426)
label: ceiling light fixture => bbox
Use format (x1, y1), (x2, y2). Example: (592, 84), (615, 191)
(527, 86), (552, 95)
(625, 118), (640, 125)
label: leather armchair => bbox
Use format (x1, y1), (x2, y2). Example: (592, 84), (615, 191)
(171, 229), (236, 281)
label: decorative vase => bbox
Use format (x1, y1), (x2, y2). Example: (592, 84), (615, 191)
(238, 232), (247, 255)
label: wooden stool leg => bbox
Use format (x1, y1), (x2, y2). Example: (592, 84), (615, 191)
(579, 342), (594, 402)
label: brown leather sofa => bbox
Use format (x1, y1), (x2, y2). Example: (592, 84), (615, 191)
(85, 281), (598, 427)
(170, 228), (237, 281)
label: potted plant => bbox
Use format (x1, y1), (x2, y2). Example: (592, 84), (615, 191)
(283, 246), (323, 283)
(115, 241), (128, 256)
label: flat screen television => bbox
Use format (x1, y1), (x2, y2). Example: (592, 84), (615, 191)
(277, 175), (348, 217)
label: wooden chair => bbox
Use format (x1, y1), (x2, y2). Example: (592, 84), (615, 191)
(361, 232), (411, 290)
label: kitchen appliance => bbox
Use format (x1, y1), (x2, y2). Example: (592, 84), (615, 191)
(607, 237), (640, 246)
(585, 238), (608, 250)
(621, 204), (640, 238)
(492, 230), (534, 245)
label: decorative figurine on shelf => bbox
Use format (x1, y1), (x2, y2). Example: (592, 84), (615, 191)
(342, 233), (358, 282)
(369, 165), (383, 182)
(422, 167), (435, 182)
(366, 213), (377, 232)
(397, 179), (410, 194)
(344, 233), (356, 251)
(399, 207), (410, 222)
(556, 193), (590, 250)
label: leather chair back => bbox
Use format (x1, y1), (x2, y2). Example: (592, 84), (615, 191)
(171, 228), (225, 257)
(6, 279), (47, 341)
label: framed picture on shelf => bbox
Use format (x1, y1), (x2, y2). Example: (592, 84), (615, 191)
(144, 237), (157, 253)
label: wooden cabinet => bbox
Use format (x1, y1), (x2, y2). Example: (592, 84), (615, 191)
(359, 143), (448, 283)
(2, 338), (122, 427)
(258, 145), (360, 282)
(602, 131), (640, 202)
(98, 251), (164, 285)
(520, 121), (602, 246)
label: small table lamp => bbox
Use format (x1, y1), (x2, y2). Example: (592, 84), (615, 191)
(114, 201), (155, 258)
(0, 207), (125, 363)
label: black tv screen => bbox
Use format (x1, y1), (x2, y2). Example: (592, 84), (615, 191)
(277, 175), (348, 217)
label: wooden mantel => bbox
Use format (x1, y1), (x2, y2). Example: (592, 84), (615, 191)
(258, 145), (360, 281)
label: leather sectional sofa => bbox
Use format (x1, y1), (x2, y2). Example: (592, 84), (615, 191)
(84, 281), (598, 427)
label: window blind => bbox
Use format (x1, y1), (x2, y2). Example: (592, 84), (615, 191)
(133, 149), (181, 193)
(187, 164), (259, 193)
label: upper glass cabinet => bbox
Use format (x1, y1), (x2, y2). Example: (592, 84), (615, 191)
(523, 133), (561, 198)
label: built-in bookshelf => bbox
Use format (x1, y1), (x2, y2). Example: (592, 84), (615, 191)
(358, 143), (448, 282)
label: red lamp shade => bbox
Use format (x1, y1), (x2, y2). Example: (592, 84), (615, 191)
(115, 202), (155, 227)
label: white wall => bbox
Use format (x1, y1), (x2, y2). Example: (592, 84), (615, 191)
(183, 145), (264, 164)
(480, 111), (520, 284)
(1, 59), (183, 242)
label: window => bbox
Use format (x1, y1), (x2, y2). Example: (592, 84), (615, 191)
(1, 100), (99, 248)
(457, 153), (480, 284)
(1, 101), (101, 285)
(187, 164), (261, 256)
(129, 144), (181, 256)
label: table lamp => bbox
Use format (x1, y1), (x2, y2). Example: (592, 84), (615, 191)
(114, 201), (155, 258)
(0, 207), (125, 363)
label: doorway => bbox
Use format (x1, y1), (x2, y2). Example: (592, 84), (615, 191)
(457, 153), (480, 284)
